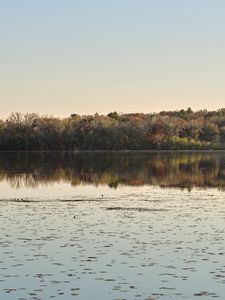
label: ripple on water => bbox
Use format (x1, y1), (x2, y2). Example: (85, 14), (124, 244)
(0, 188), (225, 299)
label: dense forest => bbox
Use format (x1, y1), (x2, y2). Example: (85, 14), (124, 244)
(0, 108), (225, 150)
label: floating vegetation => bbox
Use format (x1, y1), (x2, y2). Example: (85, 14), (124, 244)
(105, 207), (169, 212)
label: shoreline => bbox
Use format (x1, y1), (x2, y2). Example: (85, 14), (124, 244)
(0, 149), (225, 153)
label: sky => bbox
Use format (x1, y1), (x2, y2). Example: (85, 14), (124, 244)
(0, 0), (225, 119)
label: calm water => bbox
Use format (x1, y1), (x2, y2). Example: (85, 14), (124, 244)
(0, 152), (225, 300)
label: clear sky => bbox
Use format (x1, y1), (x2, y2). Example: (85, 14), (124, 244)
(0, 0), (225, 118)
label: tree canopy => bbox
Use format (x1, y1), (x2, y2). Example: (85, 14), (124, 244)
(0, 109), (225, 150)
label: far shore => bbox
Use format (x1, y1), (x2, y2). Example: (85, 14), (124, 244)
(0, 149), (225, 153)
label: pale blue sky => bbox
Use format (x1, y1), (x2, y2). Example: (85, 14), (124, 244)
(0, 0), (225, 118)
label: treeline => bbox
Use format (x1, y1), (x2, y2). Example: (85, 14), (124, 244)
(0, 108), (225, 150)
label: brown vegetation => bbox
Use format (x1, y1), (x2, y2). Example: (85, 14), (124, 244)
(0, 108), (225, 150)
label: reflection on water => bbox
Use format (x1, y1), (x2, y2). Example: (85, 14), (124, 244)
(0, 152), (225, 299)
(0, 151), (225, 190)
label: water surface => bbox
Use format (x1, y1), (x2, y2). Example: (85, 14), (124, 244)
(0, 152), (225, 299)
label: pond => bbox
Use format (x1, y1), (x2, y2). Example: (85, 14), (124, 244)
(0, 151), (225, 299)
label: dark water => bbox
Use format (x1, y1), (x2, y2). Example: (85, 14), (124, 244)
(0, 152), (225, 299)
(0, 151), (225, 190)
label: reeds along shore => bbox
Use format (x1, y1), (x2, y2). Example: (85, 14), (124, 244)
(0, 108), (225, 150)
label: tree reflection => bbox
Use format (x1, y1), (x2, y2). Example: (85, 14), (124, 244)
(0, 151), (224, 190)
